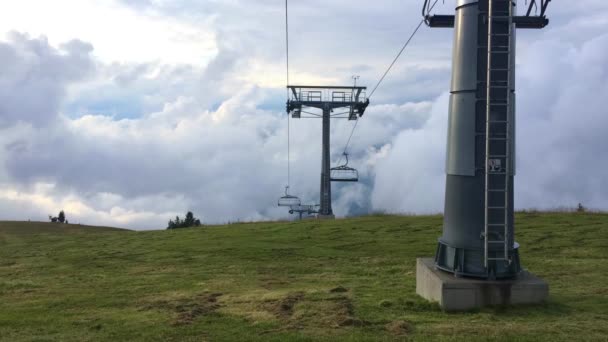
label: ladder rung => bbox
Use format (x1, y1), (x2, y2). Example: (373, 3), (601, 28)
(487, 223), (506, 226)
(489, 154), (507, 157)
(489, 137), (508, 140)
(488, 241), (506, 244)
(480, 45), (510, 48)
(488, 189), (506, 192)
(487, 258), (509, 261)
(488, 120), (508, 123)
(488, 172), (509, 175)
(489, 68), (511, 71)
(489, 80), (510, 83)
(489, 50), (510, 54)
(488, 206), (506, 209)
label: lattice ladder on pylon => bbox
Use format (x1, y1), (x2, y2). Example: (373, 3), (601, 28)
(484, 0), (513, 268)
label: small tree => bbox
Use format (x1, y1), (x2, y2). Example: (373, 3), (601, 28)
(167, 211), (202, 229)
(58, 210), (66, 223)
(577, 203), (586, 213)
(184, 211), (195, 227)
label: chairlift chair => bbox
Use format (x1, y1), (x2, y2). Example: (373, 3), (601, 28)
(278, 186), (301, 207)
(330, 153), (359, 182)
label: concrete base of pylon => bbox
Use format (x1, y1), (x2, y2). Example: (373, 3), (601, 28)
(416, 258), (549, 311)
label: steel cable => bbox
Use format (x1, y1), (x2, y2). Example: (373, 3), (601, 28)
(337, 0), (439, 165)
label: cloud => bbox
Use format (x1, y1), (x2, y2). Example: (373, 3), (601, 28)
(371, 93), (448, 214)
(0, 32), (94, 127)
(3, 86), (433, 227)
(0, 30), (434, 227)
(370, 30), (608, 214)
(1, 2), (608, 229)
(0, 183), (186, 229)
(516, 33), (608, 210)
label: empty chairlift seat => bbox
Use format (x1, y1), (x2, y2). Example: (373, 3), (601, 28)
(330, 153), (359, 182)
(277, 186), (301, 207)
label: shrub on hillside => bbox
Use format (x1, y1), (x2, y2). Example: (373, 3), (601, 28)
(167, 211), (202, 229)
(49, 210), (68, 223)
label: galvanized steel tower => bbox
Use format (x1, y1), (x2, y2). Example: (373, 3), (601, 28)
(424, 0), (550, 278)
(286, 86), (369, 218)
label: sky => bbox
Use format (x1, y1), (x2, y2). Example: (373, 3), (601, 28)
(0, 0), (607, 229)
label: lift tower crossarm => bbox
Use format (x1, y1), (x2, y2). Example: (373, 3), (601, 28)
(287, 85), (369, 110)
(423, 0), (551, 29)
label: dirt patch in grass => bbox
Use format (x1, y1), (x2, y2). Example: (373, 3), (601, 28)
(385, 320), (413, 336)
(338, 317), (371, 327)
(141, 292), (223, 325)
(329, 286), (348, 293)
(260, 293), (372, 332)
(326, 296), (371, 327)
(259, 277), (290, 290)
(264, 291), (304, 318)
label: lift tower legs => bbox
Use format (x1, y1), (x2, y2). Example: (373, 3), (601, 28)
(320, 105), (333, 217)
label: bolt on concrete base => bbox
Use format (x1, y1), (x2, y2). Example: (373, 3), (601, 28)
(416, 258), (549, 311)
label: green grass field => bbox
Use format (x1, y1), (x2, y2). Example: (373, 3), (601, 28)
(0, 213), (607, 341)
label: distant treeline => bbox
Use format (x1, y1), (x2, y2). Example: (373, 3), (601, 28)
(49, 210), (68, 224)
(167, 211), (201, 229)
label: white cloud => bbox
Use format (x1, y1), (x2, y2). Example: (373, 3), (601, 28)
(0, 32), (95, 127)
(0, 2), (608, 229)
(0, 0), (217, 65)
(0, 183), (185, 229)
(371, 93), (448, 214)
(371, 29), (608, 214)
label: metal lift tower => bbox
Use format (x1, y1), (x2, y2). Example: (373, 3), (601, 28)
(287, 86), (369, 218)
(424, 0), (551, 279)
(416, 0), (552, 310)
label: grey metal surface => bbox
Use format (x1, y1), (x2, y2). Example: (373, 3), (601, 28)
(451, 4), (479, 91)
(446, 4), (478, 176)
(483, 0), (515, 266)
(288, 85), (367, 90)
(434, 0), (521, 279)
(319, 106), (333, 216)
(456, 0), (479, 9)
(446, 94), (477, 176)
(429, 0), (549, 29)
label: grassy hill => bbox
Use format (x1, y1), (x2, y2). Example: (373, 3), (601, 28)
(0, 213), (606, 341)
(0, 221), (130, 235)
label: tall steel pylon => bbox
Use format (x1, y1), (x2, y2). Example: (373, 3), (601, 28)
(286, 86), (369, 218)
(423, 0), (551, 279)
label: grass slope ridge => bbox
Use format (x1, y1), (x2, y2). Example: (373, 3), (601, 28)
(0, 213), (607, 341)
(0, 221), (131, 234)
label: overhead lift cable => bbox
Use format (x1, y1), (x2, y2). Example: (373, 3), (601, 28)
(286, 0), (291, 189)
(278, 0), (301, 207)
(337, 0), (440, 165)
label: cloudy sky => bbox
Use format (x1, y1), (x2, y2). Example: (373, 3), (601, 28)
(0, 1), (607, 229)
